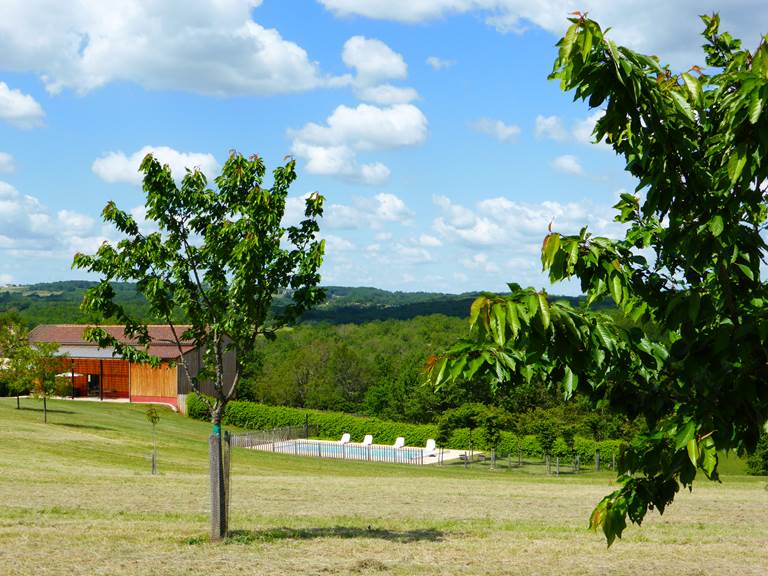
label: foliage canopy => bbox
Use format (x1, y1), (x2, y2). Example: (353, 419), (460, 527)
(429, 14), (768, 545)
(73, 151), (325, 424)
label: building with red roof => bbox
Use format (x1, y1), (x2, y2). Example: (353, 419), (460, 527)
(28, 325), (234, 412)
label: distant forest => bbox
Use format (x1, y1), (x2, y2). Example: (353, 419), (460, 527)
(2, 281), (628, 436)
(0, 280), (587, 327)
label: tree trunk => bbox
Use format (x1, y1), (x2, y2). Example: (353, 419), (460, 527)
(151, 425), (157, 475)
(43, 396), (47, 423)
(209, 408), (228, 540)
(16, 394), (19, 409)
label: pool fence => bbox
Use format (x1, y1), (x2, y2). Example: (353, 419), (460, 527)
(229, 424), (319, 448)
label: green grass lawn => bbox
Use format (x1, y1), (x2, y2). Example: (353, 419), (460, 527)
(1, 398), (766, 576)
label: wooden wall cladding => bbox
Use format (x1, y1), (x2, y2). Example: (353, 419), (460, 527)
(130, 363), (177, 398)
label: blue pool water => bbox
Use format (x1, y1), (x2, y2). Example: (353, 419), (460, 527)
(251, 439), (424, 465)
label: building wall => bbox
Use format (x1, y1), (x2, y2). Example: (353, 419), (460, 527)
(130, 362), (178, 407)
(177, 346), (236, 397)
(58, 358), (130, 399)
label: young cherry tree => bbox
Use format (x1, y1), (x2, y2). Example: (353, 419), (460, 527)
(73, 151), (325, 539)
(429, 14), (768, 545)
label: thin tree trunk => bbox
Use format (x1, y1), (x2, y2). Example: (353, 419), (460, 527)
(16, 394), (19, 409)
(43, 396), (47, 423)
(152, 425), (157, 475)
(209, 406), (227, 540)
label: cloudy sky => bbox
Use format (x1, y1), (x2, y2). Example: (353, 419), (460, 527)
(0, 1), (765, 293)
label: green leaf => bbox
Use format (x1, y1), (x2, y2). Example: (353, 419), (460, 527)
(593, 322), (616, 352)
(559, 23), (579, 62)
(541, 233), (561, 270)
(670, 90), (695, 121)
(609, 273), (623, 305)
(566, 240), (580, 272)
(490, 303), (506, 346)
(681, 72), (702, 107)
(580, 27), (593, 61)
(675, 420), (697, 450)
(748, 91), (763, 124)
(686, 438), (700, 467)
(707, 215), (724, 237)
(506, 301), (521, 339)
(536, 292), (551, 330)
(736, 263), (754, 281)
(700, 438), (719, 479)
(562, 366), (578, 399)
(469, 296), (487, 331)
(688, 292), (701, 322)
(727, 147), (748, 185)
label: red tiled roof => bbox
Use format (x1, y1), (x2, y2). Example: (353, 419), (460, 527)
(28, 325), (196, 359)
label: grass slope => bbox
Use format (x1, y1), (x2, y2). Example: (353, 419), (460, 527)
(0, 398), (765, 576)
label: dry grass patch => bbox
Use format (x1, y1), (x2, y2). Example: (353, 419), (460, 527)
(1, 398), (766, 575)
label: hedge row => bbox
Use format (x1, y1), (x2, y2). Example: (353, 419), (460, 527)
(445, 428), (623, 463)
(188, 393), (438, 447)
(187, 394), (623, 461)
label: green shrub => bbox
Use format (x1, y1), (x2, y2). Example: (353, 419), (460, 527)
(188, 393), (437, 447)
(185, 393), (626, 457)
(747, 431), (768, 475)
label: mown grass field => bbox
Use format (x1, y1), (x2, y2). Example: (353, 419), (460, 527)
(0, 398), (766, 576)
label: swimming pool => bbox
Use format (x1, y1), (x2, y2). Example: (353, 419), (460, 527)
(248, 439), (425, 465)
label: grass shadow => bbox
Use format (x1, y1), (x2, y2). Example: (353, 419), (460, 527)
(55, 422), (116, 431)
(20, 407), (75, 415)
(214, 526), (444, 545)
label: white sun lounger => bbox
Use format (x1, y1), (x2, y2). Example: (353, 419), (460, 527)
(362, 434), (373, 446)
(339, 433), (351, 445)
(393, 437), (405, 449)
(424, 438), (436, 457)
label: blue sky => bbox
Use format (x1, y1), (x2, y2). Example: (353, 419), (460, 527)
(1, 1), (765, 294)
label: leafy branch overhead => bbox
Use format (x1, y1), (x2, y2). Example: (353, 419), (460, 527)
(428, 13), (768, 546)
(73, 151), (326, 422)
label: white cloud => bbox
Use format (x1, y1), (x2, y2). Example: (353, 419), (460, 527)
(291, 103), (427, 151)
(433, 195), (507, 246)
(395, 244), (432, 263)
(0, 82), (45, 129)
(0, 180), (107, 258)
(418, 233), (442, 247)
(535, 115), (567, 142)
(573, 110), (606, 146)
(356, 84), (419, 104)
(340, 36), (418, 104)
(375, 193), (413, 222)
(469, 117), (520, 142)
(0, 273), (13, 285)
(462, 253), (500, 273)
(282, 194), (312, 228)
(320, 1), (766, 69)
(0, 153), (15, 174)
(414, 192), (630, 291)
(433, 193), (623, 249)
(57, 209), (95, 231)
(325, 193), (413, 229)
(426, 56), (455, 70)
(320, 0), (475, 23)
(0, 1), (331, 96)
(342, 36), (407, 83)
(536, 111), (610, 151)
(92, 145), (219, 184)
(551, 154), (583, 176)
(290, 103), (427, 184)
(323, 234), (356, 252)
